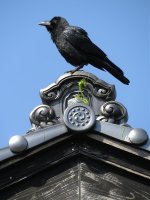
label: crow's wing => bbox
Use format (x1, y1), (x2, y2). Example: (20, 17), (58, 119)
(63, 26), (125, 75)
(63, 26), (107, 58)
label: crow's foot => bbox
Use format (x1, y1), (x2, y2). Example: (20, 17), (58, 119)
(66, 66), (84, 74)
(65, 70), (74, 74)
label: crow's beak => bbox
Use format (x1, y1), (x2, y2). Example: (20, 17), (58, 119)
(38, 21), (51, 27)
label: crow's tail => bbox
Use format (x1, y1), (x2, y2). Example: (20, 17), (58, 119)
(89, 56), (130, 85)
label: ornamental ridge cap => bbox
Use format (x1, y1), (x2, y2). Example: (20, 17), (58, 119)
(40, 70), (115, 95)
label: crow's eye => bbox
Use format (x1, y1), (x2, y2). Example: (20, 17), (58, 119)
(51, 20), (57, 27)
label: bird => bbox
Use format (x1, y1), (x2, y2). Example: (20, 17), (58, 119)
(39, 16), (130, 85)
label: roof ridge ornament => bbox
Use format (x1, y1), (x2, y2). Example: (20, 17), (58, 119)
(2, 70), (148, 160)
(29, 71), (128, 131)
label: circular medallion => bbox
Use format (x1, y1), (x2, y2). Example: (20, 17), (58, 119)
(63, 103), (95, 132)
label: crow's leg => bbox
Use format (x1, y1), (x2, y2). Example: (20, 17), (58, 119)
(66, 65), (84, 74)
(72, 65), (84, 73)
(70, 65), (84, 74)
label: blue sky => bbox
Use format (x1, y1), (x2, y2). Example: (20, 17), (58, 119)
(0, 0), (149, 148)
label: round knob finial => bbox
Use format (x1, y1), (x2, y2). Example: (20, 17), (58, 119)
(9, 135), (28, 153)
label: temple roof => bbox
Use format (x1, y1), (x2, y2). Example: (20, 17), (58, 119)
(0, 71), (149, 162)
(0, 71), (149, 199)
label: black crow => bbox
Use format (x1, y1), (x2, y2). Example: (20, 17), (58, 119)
(39, 16), (130, 85)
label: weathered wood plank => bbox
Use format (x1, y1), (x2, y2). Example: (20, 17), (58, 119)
(80, 161), (150, 200)
(0, 158), (149, 200)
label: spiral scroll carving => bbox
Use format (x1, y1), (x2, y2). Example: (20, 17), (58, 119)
(99, 101), (128, 124)
(47, 91), (57, 100)
(41, 90), (60, 103)
(30, 105), (55, 129)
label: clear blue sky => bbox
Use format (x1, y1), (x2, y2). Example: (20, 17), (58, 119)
(0, 0), (149, 148)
